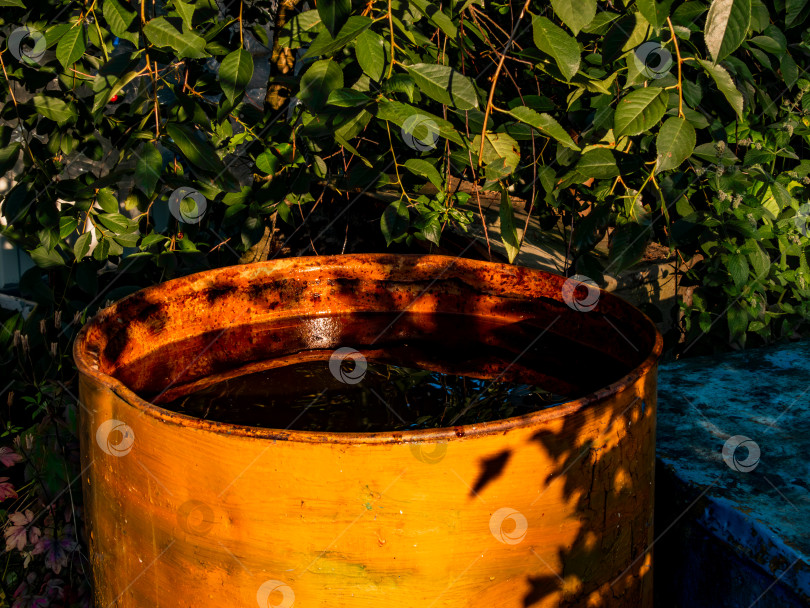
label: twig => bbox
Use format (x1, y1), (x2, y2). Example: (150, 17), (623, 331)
(477, 0), (532, 166)
(666, 17), (685, 119)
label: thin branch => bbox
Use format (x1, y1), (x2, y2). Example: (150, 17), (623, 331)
(667, 17), (685, 119)
(477, 0), (532, 167)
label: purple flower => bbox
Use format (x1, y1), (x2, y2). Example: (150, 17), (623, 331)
(33, 527), (77, 575)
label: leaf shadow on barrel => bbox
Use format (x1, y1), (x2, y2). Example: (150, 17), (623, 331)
(522, 393), (653, 607)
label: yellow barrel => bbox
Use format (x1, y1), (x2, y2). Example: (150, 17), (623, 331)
(74, 254), (661, 607)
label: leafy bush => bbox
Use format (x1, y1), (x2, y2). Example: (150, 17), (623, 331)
(0, 0), (809, 602)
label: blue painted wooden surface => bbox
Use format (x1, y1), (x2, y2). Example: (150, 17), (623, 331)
(655, 340), (810, 607)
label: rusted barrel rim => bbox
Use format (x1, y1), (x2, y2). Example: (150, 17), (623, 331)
(73, 254), (663, 444)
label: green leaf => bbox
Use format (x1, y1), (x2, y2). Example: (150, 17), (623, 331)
(92, 67), (140, 114)
(318, 0), (351, 37)
(582, 11), (621, 35)
(30, 246), (65, 268)
(636, 0), (675, 30)
(256, 151), (280, 174)
(603, 13), (650, 64)
(750, 30), (785, 54)
(96, 188), (119, 214)
(166, 123), (223, 174)
(103, 0), (138, 45)
(173, 0), (195, 30)
(143, 17), (209, 59)
(299, 59), (344, 111)
(404, 63), (479, 110)
(32, 95), (78, 125)
(743, 146), (775, 166)
(499, 188), (520, 263)
(327, 88), (371, 107)
(93, 237), (110, 261)
(419, 219), (442, 246)
(97, 212), (133, 234)
(135, 145), (163, 195)
(410, 0), (458, 38)
(355, 29), (385, 81)
(219, 49), (254, 103)
(0, 143), (21, 175)
(697, 59), (744, 118)
(56, 25), (86, 68)
(508, 107), (580, 150)
(375, 101), (465, 146)
(780, 54), (798, 89)
(403, 158), (443, 189)
(59, 216), (78, 238)
(381, 199), (409, 245)
(655, 117), (697, 173)
(382, 74), (416, 100)
(335, 109), (373, 140)
(613, 88), (667, 138)
(786, 0), (809, 25)
(473, 132), (520, 173)
(727, 253), (749, 288)
(0, 0), (26, 7)
(277, 10), (323, 48)
(304, 16), (372, 58)
(748, 243), (770, 278)
(704, 0), (751, 63)
(727, 303), (747, 338)
(576, 148), (619, 179)
(550, 0), (596, 34)
(532, 16), (581, 81)
(140, 233), (168, 248)
(114, 231), (140, 248)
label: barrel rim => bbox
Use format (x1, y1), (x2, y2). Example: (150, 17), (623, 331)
(73, 253), (663, 443)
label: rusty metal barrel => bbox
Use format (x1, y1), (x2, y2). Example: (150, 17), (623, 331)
(74, 254), (662, 607)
